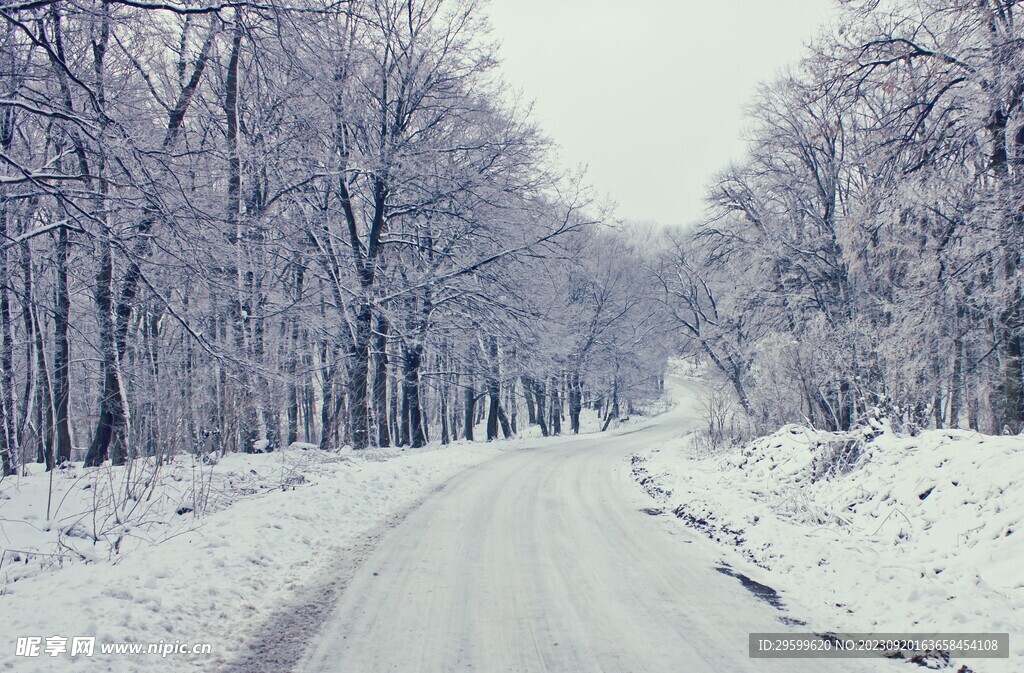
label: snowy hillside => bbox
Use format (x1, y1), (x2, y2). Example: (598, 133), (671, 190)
(633, 425), (1024, 673)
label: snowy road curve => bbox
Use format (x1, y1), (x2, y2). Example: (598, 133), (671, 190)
(297, 384), (889, 673)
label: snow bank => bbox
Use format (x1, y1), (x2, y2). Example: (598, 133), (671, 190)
(0, 442), (509, 672)
(633, 425), (1024, 673)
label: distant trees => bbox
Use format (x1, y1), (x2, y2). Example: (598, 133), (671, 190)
(0, 0), (667, 473)
(512, 225), (670, 436)
(665, 0), (1024, 436)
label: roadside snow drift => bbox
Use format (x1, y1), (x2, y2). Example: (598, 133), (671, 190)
(634, 425), (1024, 673)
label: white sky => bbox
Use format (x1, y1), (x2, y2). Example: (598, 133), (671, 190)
(486, 0), (838, 228)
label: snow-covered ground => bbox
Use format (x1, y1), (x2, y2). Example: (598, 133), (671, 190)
(633, 385), (1024, 673)
(0, 412), (627, 673)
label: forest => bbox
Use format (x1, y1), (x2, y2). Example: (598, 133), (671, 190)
(660, 0), (1024, 442)
(0, 0), (670, 475)
(4, 0), (1024, 477)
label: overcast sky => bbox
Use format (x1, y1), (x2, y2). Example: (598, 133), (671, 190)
(486, 0), (838, 228)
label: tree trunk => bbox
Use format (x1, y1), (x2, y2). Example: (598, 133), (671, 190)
(373, 315), (390, 447)
(320, 344), (340, 451)
(348, 301), (372, 449)
(403, 341), (426, 448)
(85, 240), (129, 467)
(523, 376), (536, 425)
(450, 371), (461, 441)
(399, 365), (410, 447)
(463, 379), (475, 441)
(1003, 320), (1023, 433)
(601, 374), (620, 432)
(53, 226), (73, 465)
(486, 337), (501, 441)
(0, 208), (14, 476)
(225, 22), (261, 454)
(389, 364), (400, 445)
(85, 265), (130, 465)
(497, 405), (512, 439)
(440, 352), (450, 445)
(524, 377), (548, 437)
(31, 303), (55, 470)
(508, 380), (517, 435)
(568, 367), (582, 434)
(951, 333), (963, 429)
(286, 304), (300, 447)
(549, 375), (561, 436)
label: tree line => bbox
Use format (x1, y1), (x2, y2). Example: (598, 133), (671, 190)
(0, 0), (669, 474)
(660, 0), (1024, 438)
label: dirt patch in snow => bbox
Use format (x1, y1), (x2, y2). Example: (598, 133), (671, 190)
(221, 485), (443, 673)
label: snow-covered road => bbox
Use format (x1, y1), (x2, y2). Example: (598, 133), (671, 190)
(296, 383), (890, 673)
